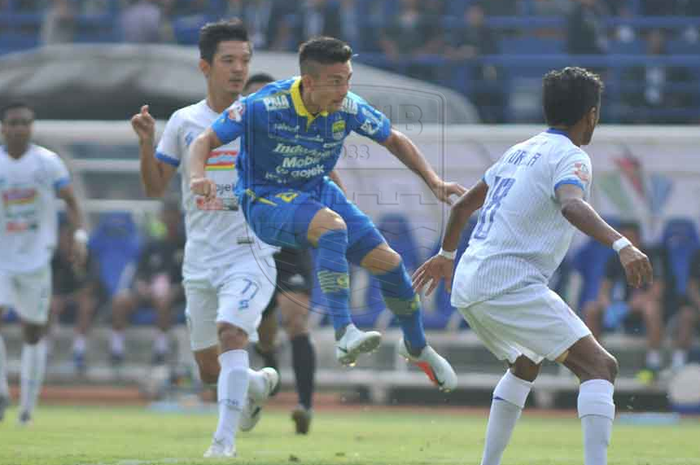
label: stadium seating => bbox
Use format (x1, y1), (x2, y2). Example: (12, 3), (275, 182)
(661, 218), (700, 297)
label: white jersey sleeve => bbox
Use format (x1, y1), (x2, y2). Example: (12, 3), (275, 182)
(155, 111), (184, 168)
(48, 152), (71, 191)
(552, 149), (592, 198)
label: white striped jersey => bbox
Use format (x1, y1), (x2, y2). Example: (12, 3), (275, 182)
(451, 129), (593, 308)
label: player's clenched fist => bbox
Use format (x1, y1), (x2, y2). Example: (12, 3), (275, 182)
(618, 245), (653, 288)
(190, 176), (217, 201)
(131, 104), (156, 144)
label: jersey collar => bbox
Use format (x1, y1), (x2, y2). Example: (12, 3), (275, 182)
(291, 77), (328, 129)
(546, 128), (573, 141)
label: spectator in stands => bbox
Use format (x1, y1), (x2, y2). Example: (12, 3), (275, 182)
(40, 0), (76, 45)
(241, 0), (293, 51)
(49, 220), (101, 374)
(379, 0), (443, 81)
(120, 0), (164, 43)
(583, 222), (666, 381)
(293, 0), (342, 46)
(445, 2), (503, 123)
(622, 29), (693, 124)
(482, 0), (518, 16)
(532, 0), (572, 16)
(109, 200), (185, 366)
(641, 0), (677, 15)
(567, 0), (609, 55)
(671, 248), (700, 370)
(338, 0), (360, 48)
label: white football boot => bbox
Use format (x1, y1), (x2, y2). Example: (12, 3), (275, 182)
(398, 337), (457, 392)
(239, 367), (280, 432)
(335, 324), (382, 366)
(203, 438), (236, 458)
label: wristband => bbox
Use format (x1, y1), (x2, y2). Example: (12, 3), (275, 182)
(438, 248), (456, 260)
(612, 237), (631, 253)
(73, 228), (89, 244)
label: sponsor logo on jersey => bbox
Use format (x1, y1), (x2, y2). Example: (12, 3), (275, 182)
(227, 100), (245, 122)
(332, 120), (346, 141)
(272, 142), (331, 158)
(341, 97), (358, 115)
(205, 150), (237, 171)
(263, 95), (290, 111)
(574, 162), (591, 183)
(2, 187), (37, 205)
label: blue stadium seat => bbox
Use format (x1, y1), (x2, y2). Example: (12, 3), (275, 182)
(608, 39), (645, 55)
(500, 37), (564, 55)
(573, 238), (617, 311)
(1, 308), (18, 323)
(89, 212), (141, 299)
(429, 218), (477, 330)
(661, 218), (700, 296)
(667, 39), (699, 55)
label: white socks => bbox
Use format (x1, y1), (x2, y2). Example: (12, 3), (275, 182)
(645, 350), (661, 370)
(578, 379), (615, 465)
(110, 330), (125, 355)
(0, 335), (9, 398)
(480, 370), (533, 465)
(73, 335), (86, 354)
(214, 350), (249, 447)
(20, 339), (47, 416)
(671, 350), (687, 370)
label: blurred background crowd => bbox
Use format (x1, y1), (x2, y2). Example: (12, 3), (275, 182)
(1, 0), (699, 124)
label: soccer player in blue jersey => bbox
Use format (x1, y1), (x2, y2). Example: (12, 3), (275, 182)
(189, 36), (464, 391)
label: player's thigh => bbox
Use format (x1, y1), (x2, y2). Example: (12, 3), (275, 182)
(0, 270), (16, 312)
(14, 266), (52, 326)
(465, 285), (591, 364)
(243, 188), (324, 248)
(183, 279), (219, 352)
(460, 304), (525, 364)
(217, 261), (278, 344)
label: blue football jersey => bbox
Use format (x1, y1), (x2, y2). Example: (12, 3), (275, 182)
(211, 77), (392, 195)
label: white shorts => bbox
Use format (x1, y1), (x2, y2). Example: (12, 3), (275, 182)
(0, 266), (52, 325)
(459, 284), (591, 365)
(183, 256), (277, 352)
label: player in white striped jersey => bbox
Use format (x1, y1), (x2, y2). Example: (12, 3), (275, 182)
(0, 102), (88, 425)
(130, 20), (278, 458)
(414, 67), (653, 465)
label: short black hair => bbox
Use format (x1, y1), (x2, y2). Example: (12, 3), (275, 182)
(299, 36), (353, 75)
(244, 72), (275, 93)
(1, 101), (32, 121)
(542, 67), (604, 127)
(198, 19), (250, 63)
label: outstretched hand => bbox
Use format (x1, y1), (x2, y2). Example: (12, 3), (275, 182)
(131, 105), (155, 144)
(431, 181), (467, 206)
(412, 254), (455, 296)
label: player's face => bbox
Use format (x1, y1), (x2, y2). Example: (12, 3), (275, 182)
(310, 61), (352, 114)
(582, 104), (600, 146)
(1, 107), (34, 147)
(206, 40), (251, 95)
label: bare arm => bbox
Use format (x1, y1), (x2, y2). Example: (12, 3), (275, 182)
(189, 128), (223, 201)
(57, 184), (87, 267)
(412, 180), (488, 295)
(328, 170), (347, 196)
(131, 105), (177, 198)
(556, 184), (653, 288)
(381, 129), (466, 204)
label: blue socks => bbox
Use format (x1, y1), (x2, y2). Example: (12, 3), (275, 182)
(316, 229), (352, 331)
(377, 263), (426, 353)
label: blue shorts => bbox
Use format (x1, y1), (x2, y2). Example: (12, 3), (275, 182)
(240, 178), (385, 265)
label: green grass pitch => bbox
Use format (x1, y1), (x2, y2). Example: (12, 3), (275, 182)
(0, 405), (698, 465)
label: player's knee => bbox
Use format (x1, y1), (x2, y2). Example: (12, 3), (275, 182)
(362, 245), (402, 275)
(308, 209), (346, 244)
(284, 313), (309, 338)
(23, 324), (44, 344)
(217, 323), (248, 351)
(510, 356), (540, 382)
(198, 361), (219, 384)
(604, 353), (619, 381)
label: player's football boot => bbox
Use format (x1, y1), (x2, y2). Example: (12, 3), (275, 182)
(239, 367), (279, 432)
(17, 410), (32, 426)
(398, 337), (457, 392)
(335, 324), (382, 366)
(291, 405), (313, 435)
(203, 438), (236, 458)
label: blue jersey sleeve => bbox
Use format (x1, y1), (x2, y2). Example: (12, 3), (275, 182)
(211, 99), (247, 145)
(346, 93), (392, 143)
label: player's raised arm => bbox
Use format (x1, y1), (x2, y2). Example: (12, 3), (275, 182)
(132, 105), (177, 198)
(412, 180), (488, 296)
(556, 184), (652, 288)
(380, 129), (466, 205)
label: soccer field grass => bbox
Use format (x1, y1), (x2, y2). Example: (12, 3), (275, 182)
(1, 405), (698, 465)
